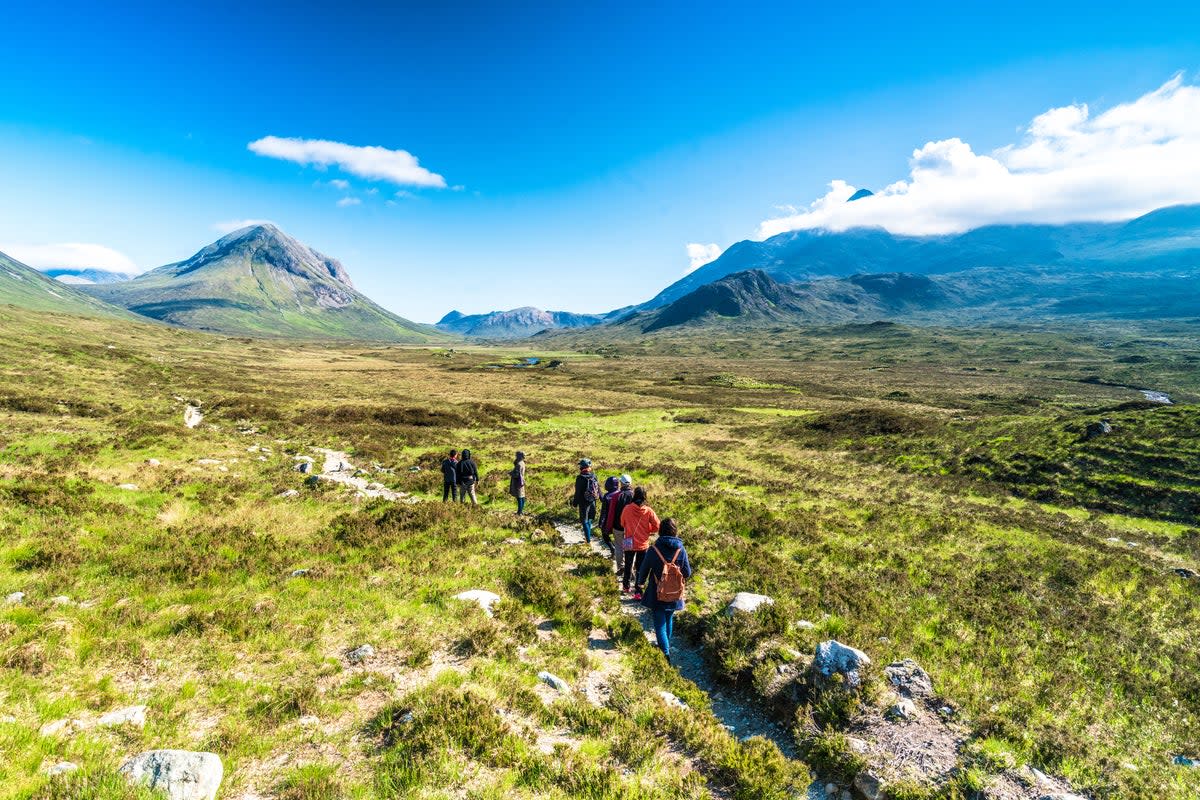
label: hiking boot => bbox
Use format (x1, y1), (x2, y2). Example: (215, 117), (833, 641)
(632, 591), (643, 601)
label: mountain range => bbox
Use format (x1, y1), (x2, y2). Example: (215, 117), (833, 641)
(0, 251), (138, 319)
(45, 267), (134, 285)
(436, 307), (619, 338)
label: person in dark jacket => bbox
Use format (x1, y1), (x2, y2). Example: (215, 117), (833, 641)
(572, 458), (600, 543)
(608, 474), (634, 582)
(509, 451), (527, 515)
(456, 449), (479, 505)
(596, 476), (619, 551)
(637, 518), (692, 663)
(441, 449), (459, 502)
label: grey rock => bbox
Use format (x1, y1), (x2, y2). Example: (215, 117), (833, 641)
(5, 591), (25, 605)
(795, 619), (816, 630)
(824, 783), (838, 797)
(294, 461), (312, 474)
(725, 592), (774, 616)
(146, 458), (161, 466)
(183, 405), (204, 429)
(658, 690), (688, 709)
(814, 640), (872, 688)
(290, 568), (311, 578)
(853, 771), (882, 800)
(46, 761), (79, 776)
(277, 489), (300, 498)
(1083, 420), (1112, 439)
(885, 659), (933, 698)
(538, 671), (570, 692)
(99, 704), (147, 728)
(51, 595), (74, 606)
(120, 750), (223, 800)
(39, 718), (72, 737)
(118, 483), (139, 490)
(886, 698), (918, 721)
(346, 644), (375, 664)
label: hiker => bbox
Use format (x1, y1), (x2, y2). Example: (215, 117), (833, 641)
(441, 449), (459, 502)
(509, 451), (527, 514)
(571, 458), (600, 542)
(637, 518), (692, 663)
(457, 449), (479, 505)
(597, 476), (620, 551)
(607, 475), (635, 583)
(619, 485), (660, 599)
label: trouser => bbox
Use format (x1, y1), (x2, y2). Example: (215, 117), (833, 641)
(517, 496), (526, 514)
(579, 501), (595, 542)
(623, 549), (646, 591)
(652, 606), (676, 656)
(459, 483), (477, 504)
(442, 481), (457, 502)
(612, 530), (625, 577)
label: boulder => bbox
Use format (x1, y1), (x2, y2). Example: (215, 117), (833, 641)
(658, 690), (688, 709)
(884, 659), (933, 698)
(1083, 420), (1112, 440)
(814, 640), (871, 688)
(454, 589), (501, 616)
(5, 591), (25, 605)
(345, 644), (375, 664)
(725, 592), (774, 616)
(277, 489), (300, 499)
(853, 770), (883, 800)
(99, 704), (147, 728)
(46, 762), (79, 776)
(147, 458), (162, 466)
(538, 671), (570, 692)
(294, 461), (312, 474)
(120, 750), (223, 800)
(886, 698), (918, 721)
(183, 405), (204, 429)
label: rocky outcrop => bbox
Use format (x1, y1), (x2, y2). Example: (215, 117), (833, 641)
(119, 750), (223, 800)
(725, 592), (774, 616)
(813, 640), (871, 687)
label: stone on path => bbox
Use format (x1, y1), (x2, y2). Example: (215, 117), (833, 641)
(99, 704), (147, 728)
(538, 671), (570, 692)
(814, 640), (871, 688)
(454, 589), (501, 616)
(725, 592), (774, 616)
(886, 698), (918, 721)
(345, 644), (375, 664)
(120, 750), (223, 800)
(853, 770), (882, 800)
(46, 762), (78, 776)
(183, 405), (203, 429)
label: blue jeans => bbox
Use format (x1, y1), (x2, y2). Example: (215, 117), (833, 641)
(579, 501), (595, 542)
(651, 606), (675, 657)
(517, 496), (526, 515)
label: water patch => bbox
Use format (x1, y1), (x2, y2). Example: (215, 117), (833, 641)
(1140, 390), (1173, 405)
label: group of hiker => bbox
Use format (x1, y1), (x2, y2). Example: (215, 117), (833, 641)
(438, 448), (691, 661)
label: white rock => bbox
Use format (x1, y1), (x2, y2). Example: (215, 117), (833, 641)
(814, 640), (872, 688)
(538, 671), (570, 692)
(504, 537), (524, 545)
(99, 704), (147, 728)
(795, 619), (816, 630)
(297, 715), (320, 727)
(725, 592), (774, 615)
(196, 459), (222, 465)
(118, 483), (139, 490)
(658, 690), (688, 709)
(120, 750), (223, 800)
(290, 568), (311, 577)
(147, 459), (162, 467)
(46, 761), (79, 776)
(277, 489), (300, 499)
(39, 718), (71, 737)
(51, 595), (73, 606)
(886, 699), (918, 721)
(5, 591), (25, 605)
(183, 405), (204, 429)
(454, 589), (501, 616)
(346, 644), (375, 664)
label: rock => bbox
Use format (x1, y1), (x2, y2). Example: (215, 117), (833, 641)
(938, 705), (955, 717)
(1036, 795), (1088, 800)
(538, 671), (570, 692)
(824, 783), (838, 797)
(345, 644), (375, 664)
(297, 715), (320, 727)
(183, 405), (204, 429)
(290, 568), (312, 578)
(196, 459), (222, 465)
(795, 619), (816, 630)
(840, 792), (852, 800)
(294, 461), (312, 474)
(147, 458), (161, 467)
(120, 750), (223, 800)
(658, 690), (688, 709)
(1083, 420), (1112, 440)
(845, 736), (870, 754)
(853, 770), (883, 800)
(277, 489), (300, 499)
(5, 591), (25, 605)
(99, 704), (147, 728)
(51, 595), (74, 606)
(814, 640), (872, 688)
(725, 592), (774, 616)
(1174, 568), (1198, 580)
(39, 718), (72, 737)
(454, 589), (501, 616)
(1174, 754), (1199, 767)
(46, 762), (79, 776)
(886, 698), (918, 721)
(118, 483), (139, 490)
(884, 659), (933, 698)
(504, 537), (524, 545)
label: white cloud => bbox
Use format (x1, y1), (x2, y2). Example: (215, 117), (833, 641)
(336, 197), (362, 207)
(213, 218), (275, 234)
(248, 136), (446, 188)
(686, 242), (722, 272)
(1, 242), (137, 273)
(758, 75), (1200, 238)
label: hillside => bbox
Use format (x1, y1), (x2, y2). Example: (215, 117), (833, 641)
(44, 267), (133, 285)
(437, 306), (607, 338)
(82, 224), (443, 342)
(0, 251), (137, 319)
(644, 204), (1200, 310)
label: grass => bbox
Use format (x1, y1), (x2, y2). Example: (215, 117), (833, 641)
(0, 305), (1198, 798)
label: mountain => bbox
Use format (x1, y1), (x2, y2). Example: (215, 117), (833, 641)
(436, 306), (612, 338)
(45, 267), (134, 285)
(82, 224), (441, 342)
(0, 250), (137, 318)
(642, 204), (1200, 310)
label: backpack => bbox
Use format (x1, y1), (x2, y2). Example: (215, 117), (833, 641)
(585, 473), (600, 501)
(652, 545), (685, 602)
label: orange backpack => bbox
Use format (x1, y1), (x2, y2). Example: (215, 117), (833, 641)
(652, 545), (685, 602)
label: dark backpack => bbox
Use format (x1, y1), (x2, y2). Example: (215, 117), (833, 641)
(652, 545), (685, 602)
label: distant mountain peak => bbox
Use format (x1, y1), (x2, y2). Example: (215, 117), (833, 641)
(847, 188), (874, 202)
(436, 305), (607, 339)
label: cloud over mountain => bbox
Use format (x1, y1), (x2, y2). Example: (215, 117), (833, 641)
(0, 242), (137, 273)
(248, 136), (446, 188)
(686, 243), (721, 272)
(759, 75), (1200, 237)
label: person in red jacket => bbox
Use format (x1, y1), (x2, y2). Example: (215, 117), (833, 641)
(618, 486), (660, 599)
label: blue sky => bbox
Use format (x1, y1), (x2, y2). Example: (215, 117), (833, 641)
(2, 1), (1200, 321)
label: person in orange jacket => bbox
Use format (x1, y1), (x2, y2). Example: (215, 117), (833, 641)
(618, 485), (660, 599)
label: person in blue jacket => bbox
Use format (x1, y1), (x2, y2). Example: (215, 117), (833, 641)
(636, 518), (692, 664)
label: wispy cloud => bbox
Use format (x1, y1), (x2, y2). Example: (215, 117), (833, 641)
(686, 242), (722, 272)
(336, 197), (362, 207)
(0, 242), (137, 273)
(759, 75), (1200, 238)
(249, 136), (446, 188)
(213, 218), (274, 234)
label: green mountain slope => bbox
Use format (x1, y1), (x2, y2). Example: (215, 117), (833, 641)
(83, 224), (443, 342)
(0, 251), (136, 318)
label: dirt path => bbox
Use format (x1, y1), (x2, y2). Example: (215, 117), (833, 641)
(313, 447), (416, 502)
